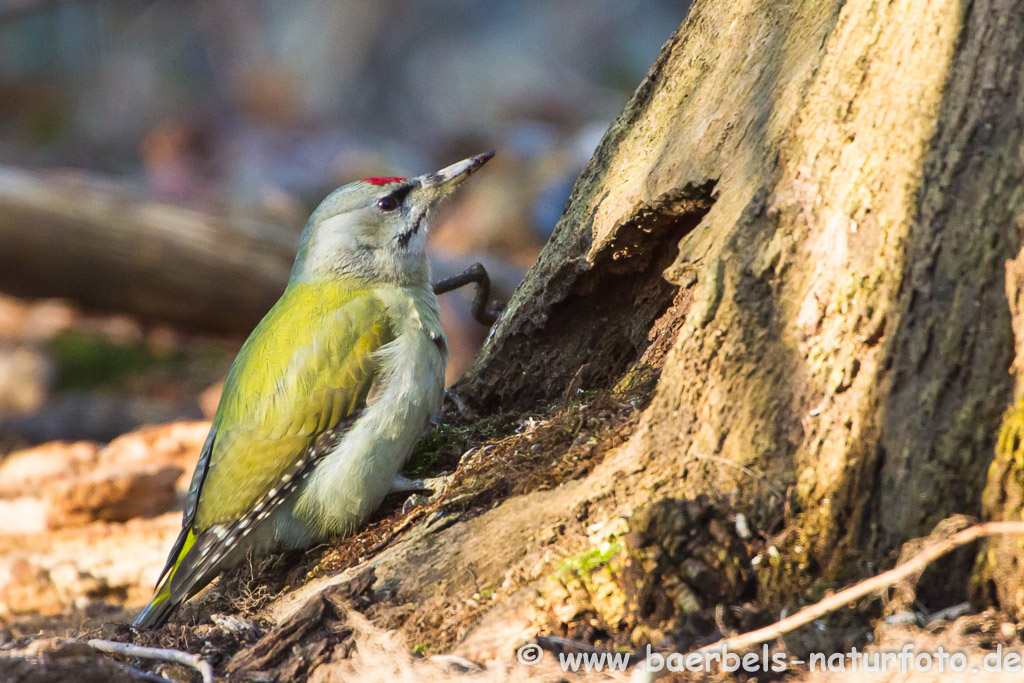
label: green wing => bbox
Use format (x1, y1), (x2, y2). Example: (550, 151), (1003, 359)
(196, 285), (392, 527)
(133, 282), (393, 629)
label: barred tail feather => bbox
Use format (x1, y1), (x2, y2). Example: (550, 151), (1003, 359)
(133, 454), (310, 630)
(132, 521), (250, 630)
(132, 583), (177, 630)
(133, 526), (201, 630)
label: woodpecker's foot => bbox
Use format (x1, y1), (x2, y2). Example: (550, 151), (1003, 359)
(401, 493), (432, 515)
(432, 263), (503, 326)
(446, 389), (479, 421)
(391, 473), (452, 514)
(390, 473), (450, 494)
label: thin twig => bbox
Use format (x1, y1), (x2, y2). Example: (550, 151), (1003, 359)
(116, 662), (174, 683)
(432, 262), (500, 326)
(695, 521), (1024, 654)
(87, 639), (214, 683)
(428, 653), (486, 673)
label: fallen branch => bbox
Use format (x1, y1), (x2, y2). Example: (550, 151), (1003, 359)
(696, 520), (1024, 655)
(87, 639), (214, 683)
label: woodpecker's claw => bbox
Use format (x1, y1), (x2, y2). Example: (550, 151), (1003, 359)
(401, 494), (432, 515)
(390, 473), (450, 494)
(391, 473), (452, 514)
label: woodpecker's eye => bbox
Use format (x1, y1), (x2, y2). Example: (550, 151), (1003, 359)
(376, 196), (399, 212)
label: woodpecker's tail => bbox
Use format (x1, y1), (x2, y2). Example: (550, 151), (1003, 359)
(132, 583), (178, 630)
(132, 526), (198, 630)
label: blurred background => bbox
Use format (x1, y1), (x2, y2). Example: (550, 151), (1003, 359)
(0, 1), (692, 627)
(0, 0), (690, 450)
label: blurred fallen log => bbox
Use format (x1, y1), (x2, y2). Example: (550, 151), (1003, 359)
(4, 393), (203, 443)
(0, 165), (298, 334)
(0, 0), (73, 27)
(0, 166), (524, 335)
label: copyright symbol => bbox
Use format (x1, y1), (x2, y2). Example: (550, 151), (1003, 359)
(516, 642), (543, 666)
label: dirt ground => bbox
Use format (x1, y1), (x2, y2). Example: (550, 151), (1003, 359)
(1, 378), (1022, 682)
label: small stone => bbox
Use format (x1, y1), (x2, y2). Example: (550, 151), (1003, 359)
(0, 442), (101, 497)
(0, 346), (55, 416)
(45, 464), (184, 528)
(23, 638), (91, 658)
(99, 420), (209, 494)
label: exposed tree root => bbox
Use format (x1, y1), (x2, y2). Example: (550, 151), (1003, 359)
(694, 520), (1024, 656)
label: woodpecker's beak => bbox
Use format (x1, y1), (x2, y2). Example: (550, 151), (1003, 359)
(395, 151), (493, 249)
(418, 150), (494, 193)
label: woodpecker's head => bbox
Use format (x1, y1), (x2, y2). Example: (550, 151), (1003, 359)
(290, 151), (494, 286)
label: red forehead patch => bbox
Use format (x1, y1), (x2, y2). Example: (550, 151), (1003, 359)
(361, 176), (407, 186)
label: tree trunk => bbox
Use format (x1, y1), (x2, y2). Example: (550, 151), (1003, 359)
(450, 0), (1024, 631)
